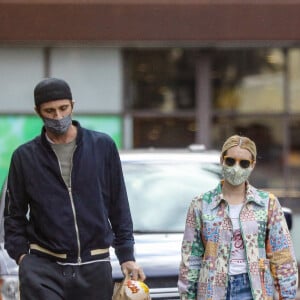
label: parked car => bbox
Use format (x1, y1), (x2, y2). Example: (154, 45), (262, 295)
(0, 146), (294, 299)
(0, 180), (19, 300)
(111, 147), (222, 299)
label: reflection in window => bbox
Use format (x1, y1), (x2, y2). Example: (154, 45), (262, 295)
(289, 49), (300, 112)
(212, 49), (284, 113)
(124, 49), (196, 112)
(124, 48), (297, 197)
(289, 118), (300, 191)
(134, 117), (195, 148)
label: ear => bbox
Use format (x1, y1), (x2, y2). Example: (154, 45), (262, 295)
(34, 106), (41, 117)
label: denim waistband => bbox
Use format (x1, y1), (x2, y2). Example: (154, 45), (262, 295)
(228, 273), (249, 285)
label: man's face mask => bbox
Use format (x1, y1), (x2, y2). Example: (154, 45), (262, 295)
(222, 156), (253, 186)
(43, 114), (72, 135)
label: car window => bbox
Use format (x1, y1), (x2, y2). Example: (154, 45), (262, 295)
(122, 162), (221, 232)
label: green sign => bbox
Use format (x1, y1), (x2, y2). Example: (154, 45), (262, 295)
(0, 115), (122, 186)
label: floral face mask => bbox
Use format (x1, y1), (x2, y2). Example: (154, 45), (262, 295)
(222, 164), (253, 186)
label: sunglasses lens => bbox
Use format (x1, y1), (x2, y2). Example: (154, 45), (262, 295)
(240, 160), (251, 168)
(224, 157), (235, 166)
(224, 157), (252, 168)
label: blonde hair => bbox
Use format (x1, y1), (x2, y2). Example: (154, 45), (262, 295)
(221, 135), (257, 160)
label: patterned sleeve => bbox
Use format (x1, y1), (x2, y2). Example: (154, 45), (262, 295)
(178, 197), (204, 300)
(266, 194), (298, 299)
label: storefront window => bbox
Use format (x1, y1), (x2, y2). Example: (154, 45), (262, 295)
(133, 117), (195, 148)
(212, 49), (285, 113)
(124, 49), (196, 112)
(124, 48), (300, 197)
(289, 117), (300, 191)
(0, 47), (44, 112)
(289, 49), (300, 112)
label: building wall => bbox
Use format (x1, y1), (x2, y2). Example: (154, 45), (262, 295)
(1, 1), (300, 43)
(0, 47), (123, 113)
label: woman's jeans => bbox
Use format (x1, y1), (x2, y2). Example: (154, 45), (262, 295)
(226, 273), (253, 300)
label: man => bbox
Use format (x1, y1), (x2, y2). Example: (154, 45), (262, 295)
(4, 78), (145, 300)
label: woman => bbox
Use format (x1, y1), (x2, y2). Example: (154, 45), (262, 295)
(178, 135), (298, 300)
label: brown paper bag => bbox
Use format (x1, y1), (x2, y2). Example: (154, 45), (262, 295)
(112, 275), (151, 300)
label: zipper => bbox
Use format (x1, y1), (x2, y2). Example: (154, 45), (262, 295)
(53, 145), (82, 264)
(68, 146), (82, 264)
(68, 186), (82, 264)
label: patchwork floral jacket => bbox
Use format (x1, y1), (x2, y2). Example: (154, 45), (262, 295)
(178, 182), (298, 300)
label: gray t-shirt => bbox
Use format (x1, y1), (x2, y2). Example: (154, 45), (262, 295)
(51, 139), (76, 187)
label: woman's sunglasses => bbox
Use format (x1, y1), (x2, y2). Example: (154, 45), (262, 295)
(223, 156), (253, 169)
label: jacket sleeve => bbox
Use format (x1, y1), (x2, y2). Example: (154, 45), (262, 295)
(266, 194), (298, 299)
(178, 197), (204, 300)
(108, 141), (135, 264)
(4, 149), (30, 263)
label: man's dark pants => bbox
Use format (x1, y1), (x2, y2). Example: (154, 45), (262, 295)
(19, 254), (113, 300)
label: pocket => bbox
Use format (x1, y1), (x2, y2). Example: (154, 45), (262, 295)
(18, 254), (29, 267)
(18, 254), (30, 280)
(198, 260), (213, 297)
(259, 258), (273, 297)
(199, 260), (211, 282)
(18, 254), (36, 277)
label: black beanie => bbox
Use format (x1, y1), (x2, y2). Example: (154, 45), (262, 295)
(34, 78), (73, 106)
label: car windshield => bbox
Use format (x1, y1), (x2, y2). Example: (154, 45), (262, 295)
(122, 161), (221, 233)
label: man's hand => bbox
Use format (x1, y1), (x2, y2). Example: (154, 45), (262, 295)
(121, 261), (146, 281)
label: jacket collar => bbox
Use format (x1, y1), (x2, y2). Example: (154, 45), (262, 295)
(211, 180), (268, 210)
